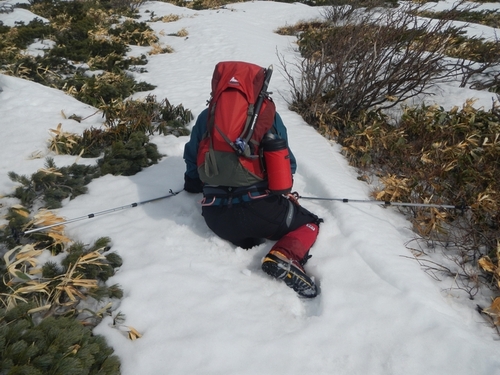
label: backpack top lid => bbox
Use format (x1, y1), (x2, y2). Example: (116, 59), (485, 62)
(211, 61), (266, 105)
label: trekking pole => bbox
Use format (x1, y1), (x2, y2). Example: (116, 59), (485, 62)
(297, 195), (469, 210)
(243, 65), (273, 143)
(22, 189), (184, 235)
(235, 65), (274, 155)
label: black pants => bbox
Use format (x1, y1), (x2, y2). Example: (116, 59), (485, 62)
(202, 194), (320, 249)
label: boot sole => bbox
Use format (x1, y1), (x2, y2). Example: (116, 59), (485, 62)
(262, 255), (318, 298)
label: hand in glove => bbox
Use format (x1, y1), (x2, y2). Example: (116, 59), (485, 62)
(184, 174), (203, 193)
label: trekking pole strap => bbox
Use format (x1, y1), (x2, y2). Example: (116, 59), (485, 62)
(297, 195), (469, 210)
(22, 189), (184, 235)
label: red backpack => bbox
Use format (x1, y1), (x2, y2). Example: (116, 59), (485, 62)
(197, 61), (276, 187)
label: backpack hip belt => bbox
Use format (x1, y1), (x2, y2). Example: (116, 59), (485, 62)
(201, 184), (270, 206)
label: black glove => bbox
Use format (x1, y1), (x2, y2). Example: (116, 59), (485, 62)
(184, 174), (203, 193)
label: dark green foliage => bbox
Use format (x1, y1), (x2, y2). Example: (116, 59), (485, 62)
(63, 237), (107, 258)
(158, 100), (194, 136)
(8, 158), (101, 209)
(41, 261), (62, 279)
(0, 22), (10, 36)
(0, 303), (120, 375)
(92, 236), (112, 251)
(51, 38), (128, 64)
(6, 18), (53, 49)
(98, 131), (162, 176)
(165, 0), (190, 8)
(0, 208), (31, 247)
(72, 73), (154, 107)
(0, 3), (141, 364)
(105, 252), (123, 269)
(61, 238), (121, 283)
(88, 283), (123, 300)
(102, 0), (145, 15)
(8, 54), (78, 85)
(52, 235), (113, 266)
(52, 238), (124, 299)
(162, 0), (246, 10)
(91, 53), (149, 72)
(0, 257), (8, 296)
(106, 284), (124, 299)
(190, 0), (208, 10)
(5, 0), (116, 60)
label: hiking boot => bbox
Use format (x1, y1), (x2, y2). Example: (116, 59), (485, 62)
(261, 250), (318, 298)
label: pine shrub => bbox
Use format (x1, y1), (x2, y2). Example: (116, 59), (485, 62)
(98, 131), (162, 176)
(0, 0), (190, 369)
(0, 303), (120, 375)
(8, 158), (101, 209)
(49, 95), (192, 162)
(0, 235), (124, 373)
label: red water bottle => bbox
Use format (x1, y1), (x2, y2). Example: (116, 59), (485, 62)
(263, 135), (293, 194)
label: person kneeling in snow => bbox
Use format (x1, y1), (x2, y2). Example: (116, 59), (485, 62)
(182, 61), (322, 298)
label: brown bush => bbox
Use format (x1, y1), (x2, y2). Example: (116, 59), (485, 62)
(280, 1), (470, 121)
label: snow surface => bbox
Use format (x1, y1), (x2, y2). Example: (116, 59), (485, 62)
(1, 1), (500, 374)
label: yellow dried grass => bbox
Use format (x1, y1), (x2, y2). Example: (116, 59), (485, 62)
(1, 241), (106, 313)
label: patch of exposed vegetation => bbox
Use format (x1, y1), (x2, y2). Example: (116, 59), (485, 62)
(8, 158), (100, 210)
(0, 0), (194, 367)
(279, 0), (500, 329)
(49, 94), (192, 160)
(0, 0), (169, 106)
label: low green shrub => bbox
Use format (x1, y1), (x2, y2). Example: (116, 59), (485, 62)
(0, 232), (124, 373)
(8, 158), (101, 210)
(66, 72), (154, 107)
(0, 304), (121, 375)
(98, 131), (162, 176)
(49, 95), (192, 171)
